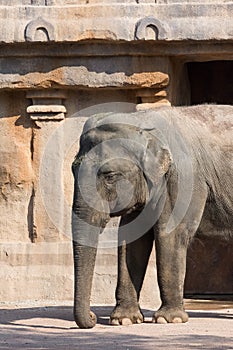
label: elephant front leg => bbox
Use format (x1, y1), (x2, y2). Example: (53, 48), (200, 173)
(154, 229), (189, 324)
(153, 182), (208, 324)
(110, 213), (154, 326)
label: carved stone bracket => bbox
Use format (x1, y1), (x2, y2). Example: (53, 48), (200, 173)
(31, 0), (47, 5)
(136, 88), (170, 110)
(26, 90), (67, 121)
(135, 17), (168, 40)
(24, 17), (55, 42)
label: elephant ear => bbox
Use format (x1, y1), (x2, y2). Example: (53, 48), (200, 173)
(141, 134), (172, 187)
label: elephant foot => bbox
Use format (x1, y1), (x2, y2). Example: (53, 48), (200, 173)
(153, 306), (189, 324)
(110, 303), (144, 326)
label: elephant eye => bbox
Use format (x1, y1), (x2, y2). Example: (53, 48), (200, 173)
(103, 172), (121, 184)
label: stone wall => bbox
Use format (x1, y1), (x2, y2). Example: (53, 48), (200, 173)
(0, 0), (232, 306)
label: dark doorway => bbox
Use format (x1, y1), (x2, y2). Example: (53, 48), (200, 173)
(187, 61), (233, 105)
(184, 60), (233, 299)
(185, 237), (233, 299)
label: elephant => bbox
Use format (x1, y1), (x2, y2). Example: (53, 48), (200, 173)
(71, 104), (233, 329)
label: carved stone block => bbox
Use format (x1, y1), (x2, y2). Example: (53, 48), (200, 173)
(26, 90), (67, 121)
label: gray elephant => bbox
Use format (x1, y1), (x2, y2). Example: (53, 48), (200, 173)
(71, 104), (233, 328)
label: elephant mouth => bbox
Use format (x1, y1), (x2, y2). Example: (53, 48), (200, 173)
(109, 202), (144, 217)
(100, 216), (110, 228)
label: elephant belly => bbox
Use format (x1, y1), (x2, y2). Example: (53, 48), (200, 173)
(196, 200), (233, 239)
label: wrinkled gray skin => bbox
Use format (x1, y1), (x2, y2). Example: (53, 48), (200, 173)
(72, 105), (233, 328)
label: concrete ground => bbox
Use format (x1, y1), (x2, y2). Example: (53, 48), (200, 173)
(0, 300), (232, 350)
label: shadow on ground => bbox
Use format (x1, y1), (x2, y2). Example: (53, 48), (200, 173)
(0, 305), (232, 350)
(0, 304), (232, 327)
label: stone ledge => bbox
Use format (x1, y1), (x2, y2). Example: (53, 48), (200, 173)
(0, 40), (232, 58)
(0, 67), (169, 90)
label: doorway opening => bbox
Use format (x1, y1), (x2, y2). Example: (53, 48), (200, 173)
(184, 60), (233, 300)
(187, 60), (233, 105)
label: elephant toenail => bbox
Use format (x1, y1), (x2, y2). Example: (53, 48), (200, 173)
(156, 317), (168, 324)
(172, 317), (183, 323)
(121, 318), (133, 326)
(110, 319), (120, 326)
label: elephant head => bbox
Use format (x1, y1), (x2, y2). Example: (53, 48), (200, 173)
(72, 112), (172, 328)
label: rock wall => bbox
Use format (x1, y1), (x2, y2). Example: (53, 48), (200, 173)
(0, 0), (232, 305)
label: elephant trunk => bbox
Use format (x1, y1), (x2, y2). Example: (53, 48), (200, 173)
(73, 240), (98, 328)
(72, 183), (109, 328)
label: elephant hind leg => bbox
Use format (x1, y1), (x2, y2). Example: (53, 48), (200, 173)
(110, 213), (154, 326)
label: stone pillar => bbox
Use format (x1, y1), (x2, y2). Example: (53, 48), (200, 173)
(136, 88), (171, 110)
(26, 90), (68, 243)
